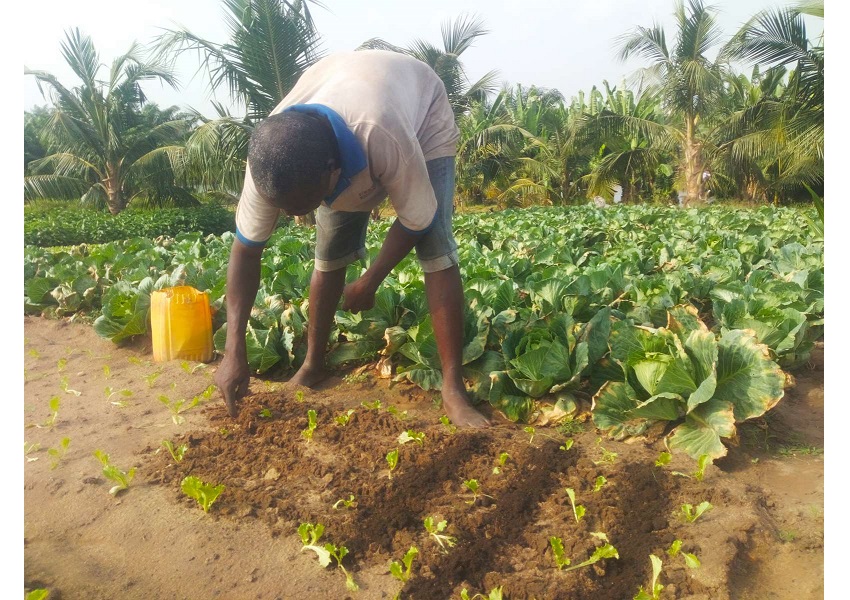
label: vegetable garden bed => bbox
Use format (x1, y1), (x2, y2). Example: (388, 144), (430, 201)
(24, 318), (824, 600)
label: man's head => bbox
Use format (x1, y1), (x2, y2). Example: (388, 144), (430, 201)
(247, 111), (342, 215)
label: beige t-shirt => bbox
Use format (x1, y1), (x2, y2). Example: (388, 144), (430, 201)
(235, 50), (460, 245)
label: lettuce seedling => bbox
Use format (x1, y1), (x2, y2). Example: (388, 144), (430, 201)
(549, 536), (571, 569)
(325, 543), (359, 591)
(386, 449), (399, 479)
(463, 479), (494, 505)
(681, 501), (713, 523)
(593, 438), (618, 464)
(673, 454), (712, 481)
(24, 441), (41, 462)
(594, 475), (608, 492)
(389, 546), (418, 583)
(105, 387), (133, 407)
(565, 488), (586, 522)
(59, 376), (80, 396)
(398, 430), (425, 446)
(26, 590), (49, 600)
(144, 370), (162, 388)
(159, 394), (200, 425)
(633, 554), (663, 600)
(103, 365), (111, 379)
(387, 405), (408, 420)
(295, 390), (305, 402)
(655, 451), (672, 467)
(334, 409), (355, 426)
(332, 494), (356, 510)
(161, 440), (188, 463)
(48, 437), (70, 470)
(302, 409), (318, 441)
(57, 358), (67, 372)
(258, 408), (273, 419)
(460, 587), (503, 600)
(493, 452), (510, 474)
(181, 475), (224, 513)
(560, 439), (575, 451)
(42, 396), (60, 428)
(94, 450), (136, 495)
(667, 539), (701, 568)
(180, 360), (207, 375)
(298, 522), (331, 566)
(439, 415), (457, 434)
(424, 516), (456, 552)
(524, 426), (536, 444)
(561, 543), (619, 573)
(361, 399), (382, 410)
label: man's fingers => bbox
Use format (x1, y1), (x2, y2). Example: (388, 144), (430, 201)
(221, 386), (239, 418)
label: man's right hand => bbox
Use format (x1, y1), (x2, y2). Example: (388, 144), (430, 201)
(214, 353), (251, 417)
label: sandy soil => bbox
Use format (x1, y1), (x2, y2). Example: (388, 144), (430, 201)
(22, 316), (824, 599)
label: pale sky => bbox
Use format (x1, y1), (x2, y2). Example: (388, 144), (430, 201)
(23, 0), (825, 117)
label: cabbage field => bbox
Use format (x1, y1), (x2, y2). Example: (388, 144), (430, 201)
(23, 204), (824, 598)
(24, 205), (823, 457)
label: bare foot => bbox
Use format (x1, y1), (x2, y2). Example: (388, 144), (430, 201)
(442, 387), (491, 428)
(289, 364), (331, 388)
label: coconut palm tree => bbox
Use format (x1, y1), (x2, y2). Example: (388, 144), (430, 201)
(719, 0), (823, 202)
(358, 14), (499, 116)
(25, 28), (194, 214)
(156, 0), (323, 122)
(617, 0), (728, 205)
(154, 0), (324, 216)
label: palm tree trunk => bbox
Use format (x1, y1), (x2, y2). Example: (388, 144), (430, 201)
(104, 162), (126, 215)
(683, 116), (704, 206)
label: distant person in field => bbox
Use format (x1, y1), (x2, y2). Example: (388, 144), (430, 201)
(214, 50), (490, 428)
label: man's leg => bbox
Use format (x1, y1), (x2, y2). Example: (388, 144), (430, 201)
(290, 266), (346, 387)
(291, 206), (370, 387)
(425, 264), (490, 428)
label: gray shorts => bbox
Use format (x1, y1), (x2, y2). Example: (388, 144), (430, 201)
(314, 156), (459, 273)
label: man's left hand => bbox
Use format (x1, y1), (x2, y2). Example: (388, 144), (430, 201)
(342, 276), (377, 313)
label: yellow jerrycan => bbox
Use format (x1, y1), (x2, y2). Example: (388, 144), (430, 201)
(151, 286), (214, 363)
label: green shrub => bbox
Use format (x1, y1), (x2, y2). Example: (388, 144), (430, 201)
(24, 205), (236, 247)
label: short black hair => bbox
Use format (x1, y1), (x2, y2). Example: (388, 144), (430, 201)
(247, 111), (340, 202)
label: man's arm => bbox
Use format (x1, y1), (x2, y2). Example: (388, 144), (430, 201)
(341, 219), (423, 312)
(213, 238), (264, 416)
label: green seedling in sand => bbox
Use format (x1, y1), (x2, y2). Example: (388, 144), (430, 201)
(493, 452), (510, 474)
(633, 554), (664, 600)
(667, 539), (701, 569)
(439, 415), (457, 433)
(161, 440), (188, 463)
(566, 487), (586, 522)
(397, 430), (425, 446)
(47, 438), (70, 469)
(334, 409), (355, 426)
(594, 475), (608, 492)
(681, 501), (712, 523)
(302, 409), (318, 440)
(159, 394), (200, 425)
(59, 376), (80, 396)
(94, 450), (136, 495)
(326, 543), (359, 592)
(332, 494), (356, 510)
(181, 476), (224, 513)
(389, 546), (419, 583)
(386, 449), (399, 479)
(424, 516), (456, 552)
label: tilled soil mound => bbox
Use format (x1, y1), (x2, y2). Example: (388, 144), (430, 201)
(144, 380), (767, 600)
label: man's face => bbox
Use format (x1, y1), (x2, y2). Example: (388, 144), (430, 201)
(271, 163), (342, 216)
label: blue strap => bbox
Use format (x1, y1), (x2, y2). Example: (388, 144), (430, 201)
(282, 104), (368, 204)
